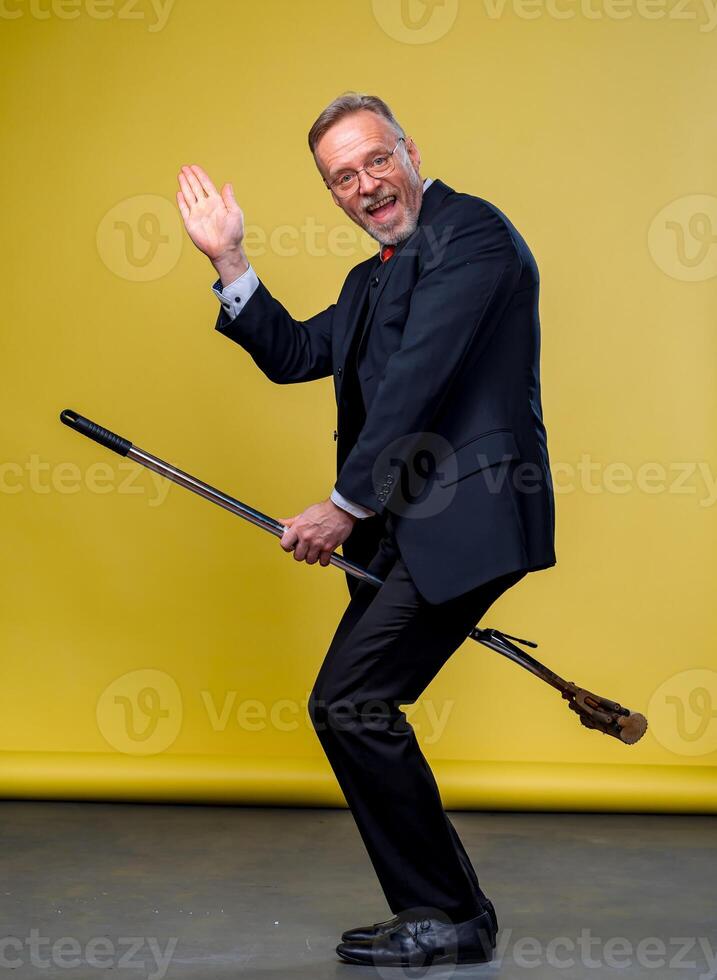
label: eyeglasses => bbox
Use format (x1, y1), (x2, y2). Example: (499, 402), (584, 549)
(325, 137), (406, 198)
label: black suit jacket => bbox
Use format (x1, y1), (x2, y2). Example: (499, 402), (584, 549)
(215, 178), (556, 603)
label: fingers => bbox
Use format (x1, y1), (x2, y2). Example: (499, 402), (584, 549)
(176, 191), (189, 221)
(280, 526), (298, 551)
(305, 545), (322, 565)
(221, 182), (241, 213)
(177, 165), (221, 210)
(279, 525), (332, 567)
(177, 170), (198, 207)
(181, 165), (206, 204)
(279, 513), (302, 559)
(293, 541), (309, 562)
(305, 543), (335, 566)
(189, 164), (219, 198)
(278, 517), (294, 541)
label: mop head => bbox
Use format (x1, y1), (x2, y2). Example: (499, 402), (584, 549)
(563, 684), (648, 744)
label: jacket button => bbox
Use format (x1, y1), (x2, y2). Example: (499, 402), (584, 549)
(371, 276), (379, 287)
(333, 430), (338, 441)
(337, 366), (343, 377)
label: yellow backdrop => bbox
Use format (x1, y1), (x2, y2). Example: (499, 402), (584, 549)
(2, 0), (716, 811)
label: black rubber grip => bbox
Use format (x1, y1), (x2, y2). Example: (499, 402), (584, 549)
(60, 409), (132, 457)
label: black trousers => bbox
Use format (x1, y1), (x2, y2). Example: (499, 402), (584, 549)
(308, 513), (526, 922)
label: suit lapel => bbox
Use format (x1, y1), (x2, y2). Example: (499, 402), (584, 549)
(338, 259), (377, 370)
(338, 179), (454, 369)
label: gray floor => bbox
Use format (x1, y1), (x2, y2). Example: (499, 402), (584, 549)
(0, 802), (715, 979)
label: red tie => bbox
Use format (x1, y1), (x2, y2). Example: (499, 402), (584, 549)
(380, 245), (396, 263)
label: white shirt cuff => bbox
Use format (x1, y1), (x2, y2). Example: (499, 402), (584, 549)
(212, 265), (260, 317)
(330, 488), (375, 519)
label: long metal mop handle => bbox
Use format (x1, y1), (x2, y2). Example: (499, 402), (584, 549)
(59, 409), (648, 745)
(59, 410), (538, 654)
(59, 410), (383, 588)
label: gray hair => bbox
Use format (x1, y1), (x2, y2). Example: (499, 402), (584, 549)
(307, 92), (406, 155)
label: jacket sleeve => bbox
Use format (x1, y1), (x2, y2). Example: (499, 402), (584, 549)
(334, 206), (523, 513)
(214, 277), (334, 384)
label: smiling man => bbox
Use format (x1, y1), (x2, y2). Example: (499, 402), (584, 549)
(176, 92), (556, 968)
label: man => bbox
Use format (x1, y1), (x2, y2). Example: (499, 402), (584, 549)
(176, 92), (556, 968)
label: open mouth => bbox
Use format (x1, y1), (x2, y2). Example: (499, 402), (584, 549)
(366, 195), (397, 221)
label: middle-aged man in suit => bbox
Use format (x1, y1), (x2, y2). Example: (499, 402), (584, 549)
(176, 92), (556, 968)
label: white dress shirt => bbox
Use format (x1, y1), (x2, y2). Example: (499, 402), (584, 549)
(212, 177), (434, 520)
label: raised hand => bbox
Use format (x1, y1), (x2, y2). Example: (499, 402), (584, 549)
(176, 164), (248, 284)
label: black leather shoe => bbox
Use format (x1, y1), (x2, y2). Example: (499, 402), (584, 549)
(336, 907), (496, 967)
(341, 897), (498, 946)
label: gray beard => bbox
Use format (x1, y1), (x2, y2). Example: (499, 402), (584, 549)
(370, 210), (420, 247)
(363, 169), (424, 246)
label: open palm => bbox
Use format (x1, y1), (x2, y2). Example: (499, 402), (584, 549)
(176, 164), (244, 261)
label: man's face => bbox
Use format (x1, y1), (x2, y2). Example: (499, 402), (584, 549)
(314, 110), (424, 246)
